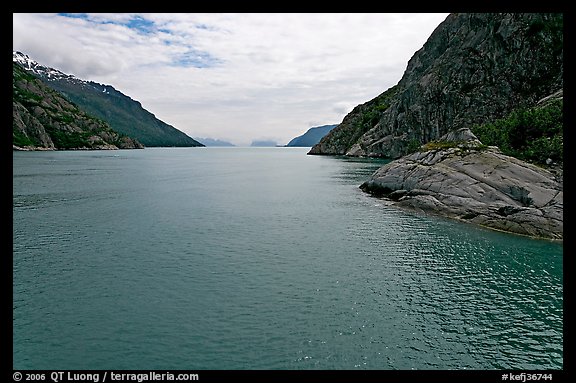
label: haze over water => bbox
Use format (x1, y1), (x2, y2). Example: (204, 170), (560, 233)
(13, 147), (563, 370)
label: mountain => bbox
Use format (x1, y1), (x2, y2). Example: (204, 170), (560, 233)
(286, 124), (337, 147)
(309, 13), (563, 159)
(13, 51), (203, 148)
(194, 137), (235, 147)
(13, 62), (143, 150)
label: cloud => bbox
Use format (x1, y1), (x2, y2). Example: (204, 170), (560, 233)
(13, 13), (449, 146)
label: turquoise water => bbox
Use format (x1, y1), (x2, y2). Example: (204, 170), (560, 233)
(12, 147), (563, 370)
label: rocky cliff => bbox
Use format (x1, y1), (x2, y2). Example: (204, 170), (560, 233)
(309, 13), (563, 158)
(13, 62), (144, 150)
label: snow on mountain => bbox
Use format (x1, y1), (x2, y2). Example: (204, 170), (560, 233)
(12, 51), (112, 94)
(13, 50), (203, 147)
(13, 51), (75, 80)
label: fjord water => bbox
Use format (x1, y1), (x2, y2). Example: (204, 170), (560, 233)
(13, 147), (562, 370)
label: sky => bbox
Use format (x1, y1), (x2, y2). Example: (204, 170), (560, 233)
(13, 13), (449, 146)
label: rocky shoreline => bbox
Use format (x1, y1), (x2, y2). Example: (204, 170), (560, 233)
(359, 129), (563, 241)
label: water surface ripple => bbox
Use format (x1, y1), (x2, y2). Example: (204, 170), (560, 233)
(13, 148), (563, 370)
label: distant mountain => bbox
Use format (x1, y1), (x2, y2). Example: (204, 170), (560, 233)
(250, 140), (278, 147)
(13, 62), (143, 150)
(194, 137), (235, 147)
(13, 51), (203, 147)
(286, 124), (337, 147)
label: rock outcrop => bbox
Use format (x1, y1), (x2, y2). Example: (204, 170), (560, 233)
(309, 13), (563, 158)
(360, 128), (563, 240)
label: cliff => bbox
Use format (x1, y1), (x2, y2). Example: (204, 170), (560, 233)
(309, 13), (563, 159)
(310, 13), (563, 239)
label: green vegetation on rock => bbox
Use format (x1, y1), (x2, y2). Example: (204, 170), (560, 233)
(471, 98), (563, 166)
(13, 51), (203, 148)
(13, 62), (144, 150)
(309, 85), (398, 155)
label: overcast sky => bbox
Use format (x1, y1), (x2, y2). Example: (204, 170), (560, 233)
(13, 13), (449, 146)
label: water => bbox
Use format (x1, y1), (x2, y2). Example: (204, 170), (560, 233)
(12, 147), (563, 370)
